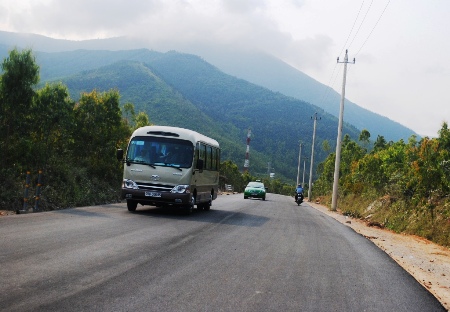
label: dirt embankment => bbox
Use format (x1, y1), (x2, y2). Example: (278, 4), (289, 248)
(307, 201), (450, 311)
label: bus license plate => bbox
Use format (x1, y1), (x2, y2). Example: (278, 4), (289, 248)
(145, 192), (161, 197)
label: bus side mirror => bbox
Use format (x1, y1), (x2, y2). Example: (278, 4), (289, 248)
(196, 159), (204, 172)
(117, 149), (124, 161)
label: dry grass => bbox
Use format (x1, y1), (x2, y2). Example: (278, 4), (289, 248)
(318, 193), (450, 248)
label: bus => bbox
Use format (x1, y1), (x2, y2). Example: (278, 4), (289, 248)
(117, 126), (220, 213)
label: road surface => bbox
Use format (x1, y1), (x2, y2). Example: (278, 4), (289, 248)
(0, 193), (445, 311)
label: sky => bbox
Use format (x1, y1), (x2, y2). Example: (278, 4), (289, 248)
(0, 0), (448, 138)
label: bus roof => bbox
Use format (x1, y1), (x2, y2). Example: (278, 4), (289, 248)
(131, 126), (219, 147)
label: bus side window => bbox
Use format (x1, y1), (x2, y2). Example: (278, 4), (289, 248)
(212, 147), (217, 170)
(194, 143), (199, 165)
(196, 142), (205, 170)
(206, 146), (212, 170)
(200, 143), (206, 162)
(217, 148), (221, 170)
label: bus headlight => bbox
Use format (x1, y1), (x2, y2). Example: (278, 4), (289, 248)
(123, 179), (139, 189)
(171, 185), (190, 194)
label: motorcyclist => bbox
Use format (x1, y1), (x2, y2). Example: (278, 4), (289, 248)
(295, 184), (304, 202)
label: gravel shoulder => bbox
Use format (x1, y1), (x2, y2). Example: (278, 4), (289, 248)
(307, 201), (450, 311)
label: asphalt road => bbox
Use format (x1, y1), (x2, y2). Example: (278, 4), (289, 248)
(0, 193), (445, 311)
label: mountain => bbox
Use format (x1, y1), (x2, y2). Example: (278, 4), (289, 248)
(0, 31), (416, 142)
(193, 46), (417, 142)
(0, 31), (412, 182)
(51, 51), (360, 182)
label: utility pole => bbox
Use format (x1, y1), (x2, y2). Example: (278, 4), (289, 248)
(296, 142), (302, 186)
(243, 129), (251, 173)
(302, 157), (308, 186)
(331, 50), (355, 211)
(308, 113), (320, 201)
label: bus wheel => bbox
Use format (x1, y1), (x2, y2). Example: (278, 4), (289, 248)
(127, 200), (137, 212)
(204, 195), (212, 211)
(186, 196), (195, 214)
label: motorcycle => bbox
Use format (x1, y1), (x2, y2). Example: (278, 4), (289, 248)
(295, 193), (304, 205)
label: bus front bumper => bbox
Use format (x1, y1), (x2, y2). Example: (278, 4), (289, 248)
(121, 189), (191, 206)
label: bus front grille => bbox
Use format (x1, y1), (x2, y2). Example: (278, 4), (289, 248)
(136, 182), (174, 192)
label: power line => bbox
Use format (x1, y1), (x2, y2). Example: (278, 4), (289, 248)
(317, 1), (364, 111)
(339, 0), (366, 58)
(317, 1), (370, 117)
(321, 0), (391, 100)
(317, 62), (340, 110)
(314, 0), (390, 128)
(354, 0), (391, 57)
(348, 0), (374, 50)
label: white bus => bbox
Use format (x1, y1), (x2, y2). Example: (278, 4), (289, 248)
(117, 126), (220, 213)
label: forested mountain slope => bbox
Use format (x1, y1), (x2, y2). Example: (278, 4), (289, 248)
(198, 48), (417, 141)
(48, 51), (361, 181)
(0, 31), (417, 142)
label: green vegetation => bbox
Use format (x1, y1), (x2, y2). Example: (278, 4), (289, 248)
(40, 50), (362, 183)
(0, 48), (295, 212)
(2, 48), (448, 249)
(0, 48), (136, 211)
(314, 130), (450, 247)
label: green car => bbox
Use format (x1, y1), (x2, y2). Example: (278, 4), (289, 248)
(244, 181), (266, 200)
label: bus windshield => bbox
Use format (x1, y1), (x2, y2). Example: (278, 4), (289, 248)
(127, 136), (194, 169)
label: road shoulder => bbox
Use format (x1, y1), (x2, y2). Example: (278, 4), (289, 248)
(307, 201), (450, 311)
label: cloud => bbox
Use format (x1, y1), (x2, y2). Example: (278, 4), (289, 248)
(2, 0), (162, 39)
(1, 0), (449, 138)
(220, 0), (268, 14)
(1, 0), (333, 72)
(281, 34), (333, 72)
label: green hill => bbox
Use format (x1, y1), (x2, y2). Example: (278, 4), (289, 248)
(0, 36), (365, 183)
(47, 51), (361, 182)
(198, 48), (417, 142)
(0, 31), (418, 143)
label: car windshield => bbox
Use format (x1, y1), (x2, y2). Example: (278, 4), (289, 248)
(247, 182), (264, 188)
(126, 136), (194, 169)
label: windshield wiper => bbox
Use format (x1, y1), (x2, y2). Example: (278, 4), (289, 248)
(128, 159), (156, 168)
(166, 164), (182, 171)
